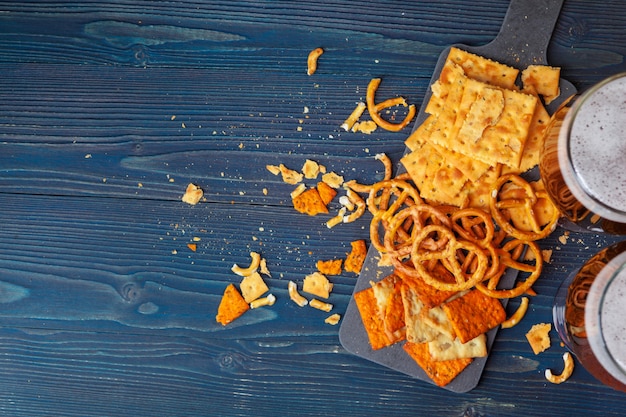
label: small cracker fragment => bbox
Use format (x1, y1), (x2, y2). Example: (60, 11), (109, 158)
(403, 341), (473, 387)
(354, 287), (402, 350)
(303, 271), (333, 299)
(316, 259), (343, 275)
(279, 163), (304, 185)
(325, 313), (341, 325)
(216, 283), (250, 326)
(321, 172), (344, 189)
(182, 183), (203, 205)
(526, 322), (552, 355)
(521, 65), (561, 104)
(292, 187), (329, 216)
(316, 181), (337, 206)
(266, 164), (281, 175)
(302, 159), (321, 179)
(239, 272), (269, 303)
(344, 239), (367, 274)
(428, 333), (487, 361)
(309, 298), (333, 312)
(442, 289), (506, 343)
(352, 120), (378, 134)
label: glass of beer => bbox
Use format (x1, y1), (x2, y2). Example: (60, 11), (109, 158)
(540, 72), (626, 234)
(553, 241), (626, 391)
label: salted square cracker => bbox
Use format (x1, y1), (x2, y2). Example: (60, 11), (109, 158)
(442, 289), (506, 343)
(521, 65), (561, 104)
(239, 272), (269, 303)
(448, 47), (519, 89)
(457, 84), (537, 169)
(403, 341), (473, 387)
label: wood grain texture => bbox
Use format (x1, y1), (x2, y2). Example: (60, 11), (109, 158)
(1, 0), (626, 416)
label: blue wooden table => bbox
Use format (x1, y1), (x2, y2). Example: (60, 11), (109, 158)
(1, 1), (626, 416)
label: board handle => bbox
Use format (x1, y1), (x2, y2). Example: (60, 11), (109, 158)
(474, 0), (565, 68)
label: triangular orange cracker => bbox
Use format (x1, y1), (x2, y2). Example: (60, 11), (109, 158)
(316, 181), (337, 206)
(216, 283), (250, 326)
(292, 187), (329, 216)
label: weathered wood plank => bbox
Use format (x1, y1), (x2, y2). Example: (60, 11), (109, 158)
(1, 0), (626, 415)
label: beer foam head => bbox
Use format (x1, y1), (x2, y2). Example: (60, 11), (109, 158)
(562, 73), (626, 222)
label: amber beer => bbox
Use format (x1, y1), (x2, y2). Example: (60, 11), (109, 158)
(540, 72), (626, 233)
(553, 241), (626, 391)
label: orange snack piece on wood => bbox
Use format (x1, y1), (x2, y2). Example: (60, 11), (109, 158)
(292, 187), (329, 216)
(316, 181), (338, 205)
(216, 283), (250, 326)
(317, 259), (343, 275)
(345, 239), (367, 274)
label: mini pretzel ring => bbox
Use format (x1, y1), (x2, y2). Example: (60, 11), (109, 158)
(476, 239), (543, 299)
(489, 174), (558, 241)
(450, 207), (495, 248)
(366, 179), (422, 217)
(411, 225), (487, 292)
(382, 204), (452, 256)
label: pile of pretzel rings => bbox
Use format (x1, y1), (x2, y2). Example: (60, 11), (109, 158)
(349, 172), (560, 299)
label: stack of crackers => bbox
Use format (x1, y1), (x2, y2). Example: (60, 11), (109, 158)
(355, 271), (506, 387)
(401, 47), (558, 209)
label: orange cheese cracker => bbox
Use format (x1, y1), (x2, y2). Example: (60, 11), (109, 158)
(403, 341), (473, 387)
(316, 181), (337, 206)
(396, 263), (457, 309)
(354, 286), (403, 350)
(216, 283), (250, 326)
(316, 258), (343, 275)
(442, 289), (506, 343)
(345, 239), (367, 274)
(370, 274), (406, 341)
(292, 187), (329, 216)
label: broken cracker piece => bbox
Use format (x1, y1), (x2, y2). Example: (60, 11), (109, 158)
(182, 183), (203, 205)
(239, 272), (269, 303)
(216, 283), (250, 326)
(345, 239), (367, 274)
(303, 271), (333, 299)
(526, 322), (552, 355)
